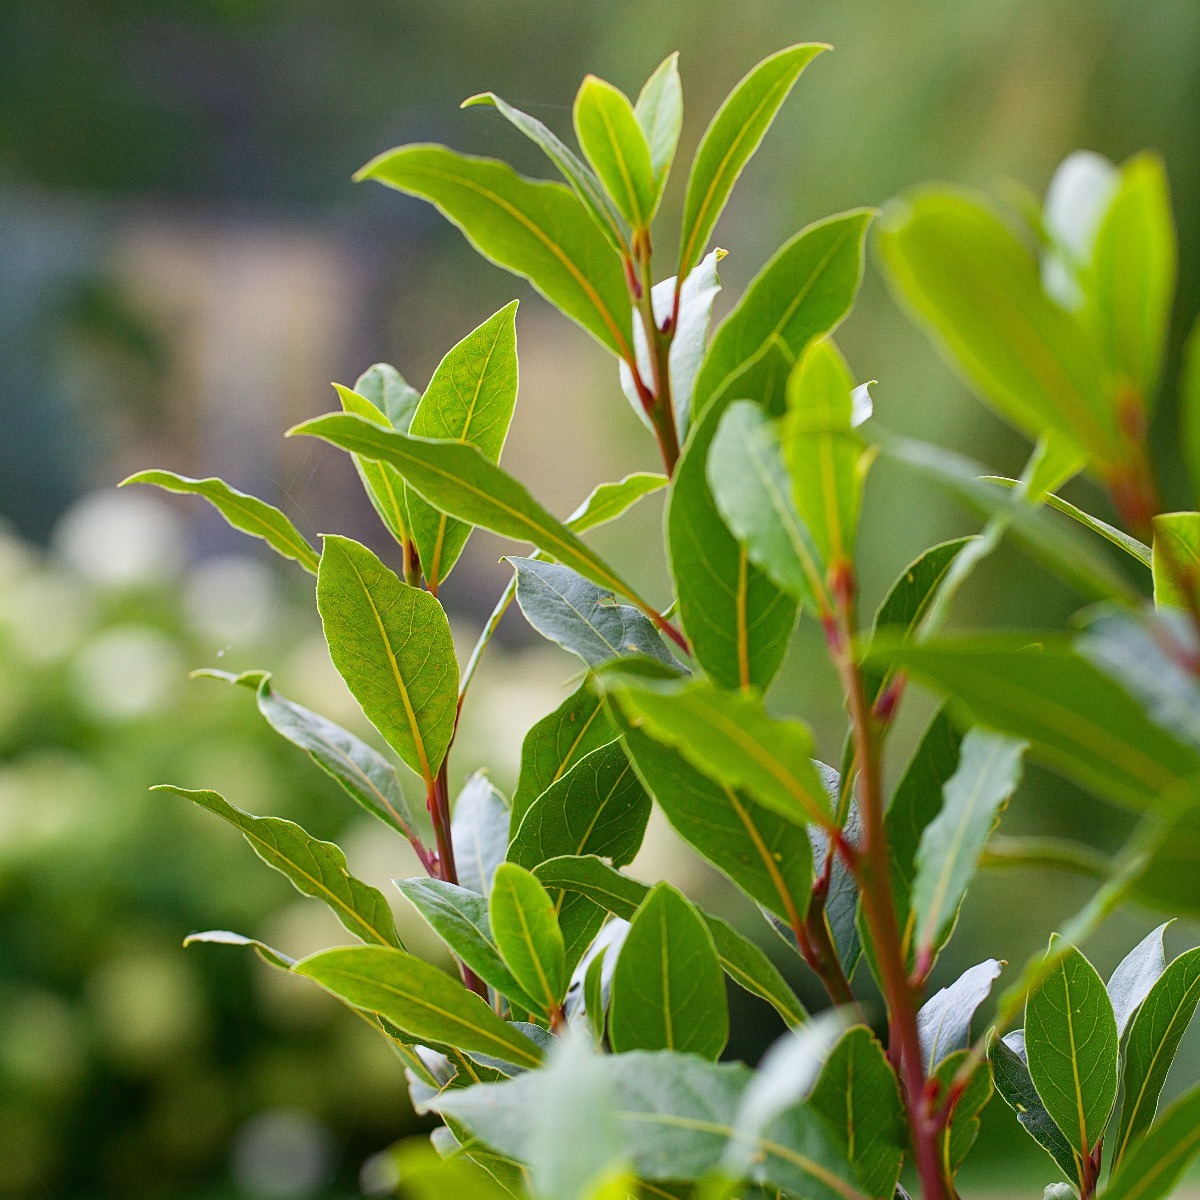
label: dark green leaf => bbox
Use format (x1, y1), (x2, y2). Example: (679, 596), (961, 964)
(490, 862), (567, 1016)
(865, 634), (1200, 812)
(1025, 939), (1119, 1156)
(408, 301), (520, 587)
(356, 145), (634, 357)
(634, 53), (682, 197)
(934, 1049), (992, 1172)
(669, 209), (871, 690)
(1106, 923), (1169, 1039)
(911, 730), (1025, 955)
(917, 959), (1001, 1070)
(118, 469), (319, 573)
(183, 929), (296, 971)
(452, 773), (512, 899)
(155, 786), (402, 949)
(511, 682), (616, 834)
(990, 1030), (1078, 1184)
(602, 673), (832, 828)
(509, 558), (678, 670)
(295, 944), (543, 1068)
(1113, 946), (1200, 1165)
(316, 535), (459, 786)
(574, 75), (656, 228)
(678, 44), (827, 275)
(1105, 1082), (1200, 1200)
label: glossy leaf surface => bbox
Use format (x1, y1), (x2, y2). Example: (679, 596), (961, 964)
(490, 863), (567, 1016)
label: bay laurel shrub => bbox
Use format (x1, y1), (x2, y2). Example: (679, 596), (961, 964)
(122, 42), (1200, 1200)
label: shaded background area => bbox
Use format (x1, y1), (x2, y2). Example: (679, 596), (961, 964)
(1, 1), (1198, 1196)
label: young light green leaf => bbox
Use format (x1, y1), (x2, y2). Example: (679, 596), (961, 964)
(1152, 512), (1200, 611)
(338, 384), (412, 545)
(1105, 1082), (1200, 1200)
(609, 882), (728, 1059)
(634, 53), (682, 197)
(316, 535), (459, 786)
(911, 730), (1025, 955)
(293, 409), (658, 621)
(295, 944), (543, 1069)
(1113, 946), (1200, 1165)
(807, 1026), (905, 1199)
(118, 469), (319, 573)
(618, 723), (814, 928)
(155, 786), (402, 949)
(354, 361), (420, 430)
(1085, 152), (1176, 410)
(462, 91), (626, 253)
(408, 301), (520, 588)
(865, 634), (1200, 812)
(565, 471), (666, 532)
(1021, 431), (1088, 502)
(1184, 316), (1200, 505)
(574, 75), (657, 228)
(490, 863), (567, 1016)
(783, 337), (871, 570)
(1106, 923), (1169, 1039)
(1025, 940), (1119, 1157)
(877, 188), (1125, 471)
(708, 399), (825, 612)
(678, 44), (827, 275)
(509, 557), (679, 671)
(511, 682), (616, 834)
(380, 1140), (517, 1200)
(917, 959), (1002, 1070)
(183, 930), (296, 971)
(395, 876), (538, 1011)
(990, 1031), (1079, 1185)
(602, 673), (833, 828)
(668, 208), (872, 689)
(355, 145), (634, 358)
(452, 773), (511, 899)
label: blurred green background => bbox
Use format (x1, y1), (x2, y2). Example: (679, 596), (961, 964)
(2, 1), (1198, 1196)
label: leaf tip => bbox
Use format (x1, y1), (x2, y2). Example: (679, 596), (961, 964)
(461, 91), (496, 109)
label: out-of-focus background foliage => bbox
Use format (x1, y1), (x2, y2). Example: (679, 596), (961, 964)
(1, 2), (1197, 1196)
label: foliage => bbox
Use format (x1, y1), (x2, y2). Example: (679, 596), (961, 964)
(128, 45), (1200, 1200)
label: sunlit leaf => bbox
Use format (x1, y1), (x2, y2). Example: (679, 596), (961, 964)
(574, 75), (657, 228)
(490, 863), (567, 1017)
(634, 53), (682, 198)
(1151, 512), (1200, 611)
(183, 929), (296, 971)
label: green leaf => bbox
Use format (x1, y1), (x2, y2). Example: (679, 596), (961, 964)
(155, 786), (402, 949)
(885, 710), (963, 966)
(295, 944), (543, 1069)
(1106, 923), (1169, 1039)
(602, 673), (833, 828)
(1113, 946), (1200, 1165)
(807, 1026), (905, 1198)
(565, 471), (667, 532)
(1105, 1082), (1200, 1200)
(864, 634), (1200, 812)
(876, 188), (1125, 471)
(490, 862), (567, 1016)
(395, 877), (538, 1011)
(1084, 152), (1176, 409)
(618, 723), (814, 927)
(202, 669), (429, 849)
(509, 557), (678, 671)
(609, 882), (728, 1059)
(355, 145), (633, 358)
(678, 44), (827, 275)
(668, 208), (872, 689)
(1184, 316), (1200, 505)
(1021, 431), (1088, 502)
(294, 408), (657, 617)
(911, 730), (1025, 955)
(354, 361), (420, 430)
(574, 75), (657, 228)
(1024, 939), (1119, 1156)
(1132, 803), (1200, 918)
(316, 535), (459, 786)
(581, 939), (612, 1045)
(118, 469), (319, 573)
(634, 53), (682, 198)
(1152, 512), (1200, 611)
(511, 682), (616, 834)
(933, 1048), (993, 1172)
(383, 1140), (517, 1200)
(708, 399), (825, 612)
(990, 1031), (1079, 1184)
(916, 959), (1002, 1070)
(452, 773), (512, 899)
(408, 301), (520, 587)
(532, 855), (806, 1028)
(783, 337), (870, 570)
(1040, 151), (1117, 308)
(183, 929), (296, 971)
(338, 384), (413, 545)
(462, 91), (626, 253)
